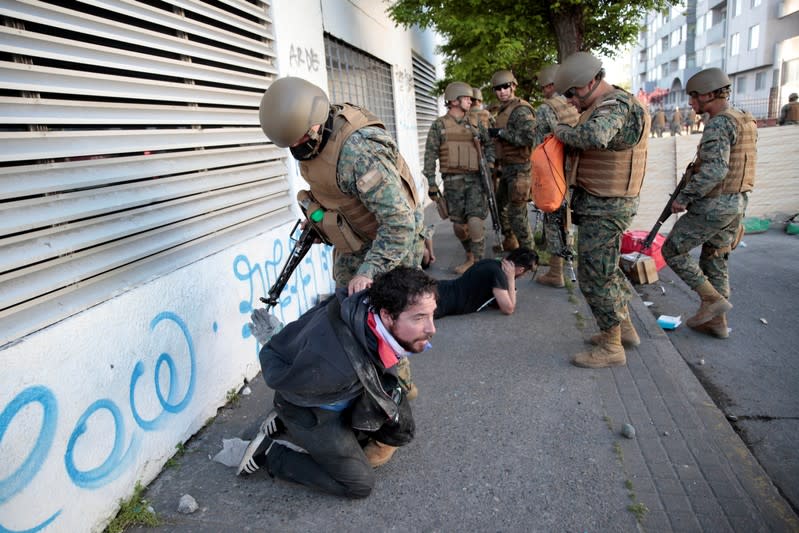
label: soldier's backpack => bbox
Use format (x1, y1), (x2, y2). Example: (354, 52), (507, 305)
(530, 134), (567, 212)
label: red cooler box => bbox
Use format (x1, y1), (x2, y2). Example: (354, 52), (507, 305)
(621, 230), (667, 271)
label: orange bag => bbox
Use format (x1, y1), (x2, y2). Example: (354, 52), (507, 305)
(530, 134), (567, 213)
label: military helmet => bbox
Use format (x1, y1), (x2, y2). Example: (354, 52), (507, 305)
(789, 93), (798, 101)
(537, 65), (559, 87)
(686, 68), (731, 95)
(554, 52), (602, 94)
(472, 87), (484, 101)
(491, 70), (518, 88)
(258, 77), (330, 148)
(444, 81), (473, 102)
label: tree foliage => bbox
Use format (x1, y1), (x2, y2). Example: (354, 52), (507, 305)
(388, 0), (679, 100)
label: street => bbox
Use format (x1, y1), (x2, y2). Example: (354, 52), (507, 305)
(636, 228), (799, 514)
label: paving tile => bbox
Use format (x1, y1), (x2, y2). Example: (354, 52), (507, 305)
(668, 511), (703, 533)
(696, 512), (734, 533)
(648, 460), (677, 480)
(660, 491), (693, 513)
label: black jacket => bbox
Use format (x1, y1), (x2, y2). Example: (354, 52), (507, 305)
(260, 289), (414, 444)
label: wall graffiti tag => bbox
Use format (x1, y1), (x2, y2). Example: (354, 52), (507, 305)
(289, 44), (321, 72)
(235, 232), (335, 347)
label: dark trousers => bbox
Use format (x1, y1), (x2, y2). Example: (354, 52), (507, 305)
(267, 393), (375, 499)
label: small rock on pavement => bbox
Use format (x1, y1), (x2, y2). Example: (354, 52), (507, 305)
(177, 494), (198, 514)
(621, 423), (636, 439)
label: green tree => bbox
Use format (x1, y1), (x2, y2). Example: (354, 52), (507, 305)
(388, 0), (678, 100)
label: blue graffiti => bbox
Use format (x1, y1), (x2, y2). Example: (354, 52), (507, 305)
(0, 386), (58, 503)
(130, 312), (196, 430)
(234, 233), (334, 346)
(65, 399), (139, 489)
(0, 386), (61, 532)
(0, 311), (197, 531)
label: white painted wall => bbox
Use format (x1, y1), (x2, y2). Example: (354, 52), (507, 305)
(0, 226), (335, 532)
(0, 2), (444, 532)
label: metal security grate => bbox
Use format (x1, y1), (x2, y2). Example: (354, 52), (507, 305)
(411, 53), (439, 168)
(0, 0), (287, 345)
(323, 33), (396, 139)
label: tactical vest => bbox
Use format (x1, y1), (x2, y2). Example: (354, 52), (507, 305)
(470, 108), (492, 129)
(438, 114), (480, 174)
(700, 107), (756, 196)
(299, 104), (419, 253)
(494, 98), (534, 164)
(785, 102), (799, 123)
(544, 95), (579, 127)
(573, 89), (651, 198)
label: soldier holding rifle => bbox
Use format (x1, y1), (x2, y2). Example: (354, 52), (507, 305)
(661, 68), (756, 338)
(256, 77), (427, 466)
(424, 81), (495, 273)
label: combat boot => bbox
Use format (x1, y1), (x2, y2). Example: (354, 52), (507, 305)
(686, 281), (732, 327)
(453, 252), (475, 275)
(572, 325), (626, 368)
(536, 256), (565, 288)
(363, 440), (397, 468)
(690, 313), (729, 339)
(589, 314), (640, 348)
(497, 234), (519, 252)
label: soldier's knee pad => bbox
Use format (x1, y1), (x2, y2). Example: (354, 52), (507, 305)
(453, 223), (470, 241)
(467, 217), (485, 242)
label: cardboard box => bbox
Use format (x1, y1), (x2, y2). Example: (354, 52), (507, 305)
(620, 252), (659, 284)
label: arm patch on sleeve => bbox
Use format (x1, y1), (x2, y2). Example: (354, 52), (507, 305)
(356, 168), (383, 194)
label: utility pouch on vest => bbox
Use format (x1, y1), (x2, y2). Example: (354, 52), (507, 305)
(320, 211), (367, 254)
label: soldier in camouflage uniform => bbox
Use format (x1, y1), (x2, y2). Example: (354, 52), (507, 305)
(258, 77), (427, 466)
(553, 52), (651, 369)
(779, 93), (799, 125)
(489, 70), (536, 251)
(662, 68), (756, 338)
(652, 107), (666, 137)
(532, 64), (580, 288)
(469, 87), (493, 129)
(425, 82), (495, 274)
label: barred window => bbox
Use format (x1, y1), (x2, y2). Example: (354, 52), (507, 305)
(324, 34), (396, 139)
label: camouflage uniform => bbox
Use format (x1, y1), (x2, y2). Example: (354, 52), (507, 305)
(334, 126), (426, 286)
(534, 100), (574, 260)
(424, 116), (495, 259)
(652, 109), (666, 137)
(495, 101), (536, 249)
(554, 91), (648, 330)
(662, 111), (753, 298)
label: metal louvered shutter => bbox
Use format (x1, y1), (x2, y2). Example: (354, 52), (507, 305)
(0, 0), (284, 346)
(412, 53), (438, 168)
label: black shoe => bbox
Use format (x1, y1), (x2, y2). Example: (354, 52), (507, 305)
(237, 410), (281, 476)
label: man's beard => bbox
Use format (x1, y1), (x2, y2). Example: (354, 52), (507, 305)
(395, 332), (432, 353)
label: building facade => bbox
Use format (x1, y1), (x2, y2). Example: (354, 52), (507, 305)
(632, 0), (799, 120)
(0, 1), (443, 531)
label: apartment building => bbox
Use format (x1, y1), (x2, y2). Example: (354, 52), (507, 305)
(632, 0), (799, 120)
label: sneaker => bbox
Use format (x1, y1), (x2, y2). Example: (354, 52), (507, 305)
(237, 410), (281, 476)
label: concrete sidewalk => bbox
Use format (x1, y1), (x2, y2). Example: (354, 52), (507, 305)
(132, 212), (798, 533)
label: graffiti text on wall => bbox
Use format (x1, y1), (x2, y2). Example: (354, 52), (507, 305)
(289, 44), (320, 72)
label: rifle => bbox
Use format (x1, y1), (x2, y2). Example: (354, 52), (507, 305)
(641, 160), (695, 250)
(259, 219), (319, 309)
(473, 135), (503, 251)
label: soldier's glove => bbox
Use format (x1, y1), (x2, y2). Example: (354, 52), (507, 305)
(487, 128), (503, 139)
(248, 308), (283, 345)
(428, 185), (442, 200)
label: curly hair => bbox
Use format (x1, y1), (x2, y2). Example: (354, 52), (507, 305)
(368, 266), (438, 319)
